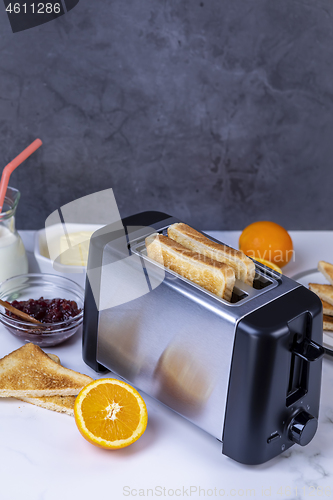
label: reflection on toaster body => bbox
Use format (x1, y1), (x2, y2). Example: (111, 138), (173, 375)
(98, 309), (143, 379)
(99, 307), (215, 416)
(95, 226), (238, 439)
(154, 342), (214, 415)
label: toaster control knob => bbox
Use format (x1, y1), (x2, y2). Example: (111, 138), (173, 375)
(288, 411), (318, 446)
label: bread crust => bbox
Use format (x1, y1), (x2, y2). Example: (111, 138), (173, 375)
(167, 223), (255, 285)
(318, 261), (333, 286)
(321, 299), (333, 316)
(309, 283), (333, 307)
(18, 395), (75, 416)
(0, 343), (93, 398)
(146, 233), (235, 301)
(323, 314), (333, 331)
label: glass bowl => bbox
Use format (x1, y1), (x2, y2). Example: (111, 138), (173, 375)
(0, 274), (84, 347)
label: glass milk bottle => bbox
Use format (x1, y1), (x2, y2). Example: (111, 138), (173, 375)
(0, 186), (28, 283)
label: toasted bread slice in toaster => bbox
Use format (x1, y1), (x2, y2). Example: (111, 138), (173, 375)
(145, 233), (236, 301)
(321, 299), (333, 316)
(309, 283), (333, 307)
(0, 343), (93, 398)
(318, 261), (333, 286)
(167, 223), (255, 286)
(323, 315), (333, 331)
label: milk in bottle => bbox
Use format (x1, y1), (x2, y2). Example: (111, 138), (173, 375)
(0, 187), (28, 283)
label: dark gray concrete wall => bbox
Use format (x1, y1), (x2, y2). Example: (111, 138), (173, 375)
(0, 0), (332, 230)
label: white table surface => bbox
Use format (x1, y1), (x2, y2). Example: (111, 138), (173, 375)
(0, 230), (332, 500)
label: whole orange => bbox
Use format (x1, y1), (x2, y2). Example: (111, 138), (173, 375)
(239, 221), (293, 268)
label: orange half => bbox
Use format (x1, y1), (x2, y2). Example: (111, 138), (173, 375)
(74, 378), (148, 449)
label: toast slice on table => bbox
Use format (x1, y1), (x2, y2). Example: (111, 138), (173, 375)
(0, 343), (93, 398)
(322, 299), (333, 317)
(309, 283), (333, 307)
(323, 315), (333, 331)
(16, 353), (78, 416)
(168, 223), (255, 286)
(146, 233), (236, 301)
(18, 394), (76, 416)
(318, 261), (333, 286)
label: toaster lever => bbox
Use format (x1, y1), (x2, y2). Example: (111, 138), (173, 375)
(292, 339), (324, 362)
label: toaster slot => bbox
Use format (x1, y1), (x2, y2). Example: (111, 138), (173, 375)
(230, 288), (248, 304)
(128, 227), (279, 307)
(133, 242), (250, 305)
(252, 273), (273, 290)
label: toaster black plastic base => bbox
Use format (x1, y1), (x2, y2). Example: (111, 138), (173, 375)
(222, 285), (323, 465)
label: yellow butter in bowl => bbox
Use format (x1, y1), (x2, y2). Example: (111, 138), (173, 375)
(59, 231), (94, 266)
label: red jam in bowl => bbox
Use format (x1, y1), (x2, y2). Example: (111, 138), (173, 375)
(6, 297), (81, 324)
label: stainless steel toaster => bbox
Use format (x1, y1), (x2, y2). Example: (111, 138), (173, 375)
(82, 211), (324, 465)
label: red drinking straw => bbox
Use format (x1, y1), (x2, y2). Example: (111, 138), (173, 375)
(0, 138), (42, 214)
